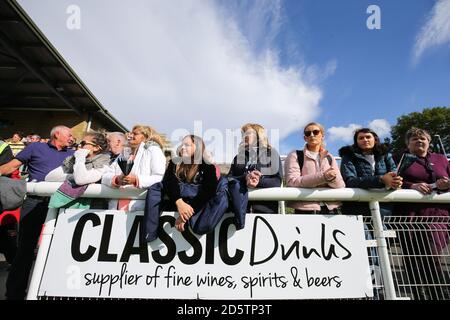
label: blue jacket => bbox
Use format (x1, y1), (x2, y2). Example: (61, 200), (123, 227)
(339, 145), (397, 188)
(338, 145), (397, 216)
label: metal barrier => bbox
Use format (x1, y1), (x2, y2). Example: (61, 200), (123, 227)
(362, 216), (450, 301)
(383, 216), (450, 300)
(24, 182), (450, 300)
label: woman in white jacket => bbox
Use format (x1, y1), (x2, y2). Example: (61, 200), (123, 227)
(45, 132), (111, 209)
(102, 125), (166, 211)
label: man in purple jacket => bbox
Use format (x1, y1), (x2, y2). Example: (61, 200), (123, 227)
(0, 125), (74, 300)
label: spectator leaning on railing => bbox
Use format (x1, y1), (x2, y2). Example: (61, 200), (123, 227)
(285, 122), (344, 214)
(0, 125), (74, 300)
(396, 127), (450, 300)
(227, 123), (283, 214)
(45, 132), (110, 209)
(143, 135), (230, 242)
(102, 125), (166, 211)
(339, 128), (402, 217)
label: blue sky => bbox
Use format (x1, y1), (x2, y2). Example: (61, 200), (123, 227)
(265, 0), (450, 155)
(18, 0), (450, 161)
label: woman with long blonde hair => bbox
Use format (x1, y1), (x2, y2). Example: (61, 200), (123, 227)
(228, 123), (282, 214)
(102, 124), (166, 211)
(285, 122), (345, 214)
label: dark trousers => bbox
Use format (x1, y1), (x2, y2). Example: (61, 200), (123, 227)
(6, 197), (49, 300)
(248, 201), (279, 214)
(143, 177), (232, 242)
(227, 178), (279, 217)
(226, 178), (247, 228)
(0, 224), (17, 264)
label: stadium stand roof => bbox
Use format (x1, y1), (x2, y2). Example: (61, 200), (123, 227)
(0, 0), (128, 133)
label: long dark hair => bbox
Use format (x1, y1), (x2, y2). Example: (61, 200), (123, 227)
(175, 135), (206, 183)
(352, 128), (388, 156)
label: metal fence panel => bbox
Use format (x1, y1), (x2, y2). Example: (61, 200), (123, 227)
(383, 216), (450, 300)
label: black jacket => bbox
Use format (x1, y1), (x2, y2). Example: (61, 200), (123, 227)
(228, 147), (282, 213)
(163, 159), (218, 213)
(228, 147), (283, 188)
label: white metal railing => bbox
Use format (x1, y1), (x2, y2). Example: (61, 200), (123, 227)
(26, 182), (450, 203)
(25, 182), (450, 301)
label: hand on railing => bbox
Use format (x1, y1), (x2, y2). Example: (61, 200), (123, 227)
(436, 177), (450, 190)
(122, 174), (138, 186)
(381, 172), (403, 190)
(323, 167), (337, 182)
(411, 183), (433, 194)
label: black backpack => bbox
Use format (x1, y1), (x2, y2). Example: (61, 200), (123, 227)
(296, 150), (333, 171)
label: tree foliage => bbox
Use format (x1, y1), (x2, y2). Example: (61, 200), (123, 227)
(391, 107), (449, 154)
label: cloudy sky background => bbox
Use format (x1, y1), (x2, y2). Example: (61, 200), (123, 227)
(18, 0), (450, 162)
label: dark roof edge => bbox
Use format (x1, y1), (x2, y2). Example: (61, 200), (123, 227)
(8, 0), (128, 133)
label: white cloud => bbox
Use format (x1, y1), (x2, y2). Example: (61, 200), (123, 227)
(18, 0), (325, 162)
(219, 0), (283, 56)
(367, 119), (391, 137)
(327, 119), (391, 143)
(305, 59), (338, 84)
(413, 0), (450, 64)
(327, 124), (361, 143)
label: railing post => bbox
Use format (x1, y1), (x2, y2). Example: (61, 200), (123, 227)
(369, 201), (397, 300)
(279, 200), (286, 214)
(279, 181), (286, 214)
(26, 208), (59, 300)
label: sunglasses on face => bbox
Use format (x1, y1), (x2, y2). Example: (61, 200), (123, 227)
(80, 141), (100, 148)
(304, 129), (321, 137)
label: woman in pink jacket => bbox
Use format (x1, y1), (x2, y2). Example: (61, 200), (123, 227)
(284, 122), (345, 214)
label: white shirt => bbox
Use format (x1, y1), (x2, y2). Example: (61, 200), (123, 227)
(101, 141), (166, 211)
(45, 149), (110, 185)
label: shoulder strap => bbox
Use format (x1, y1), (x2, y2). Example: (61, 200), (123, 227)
(296, 150), (304, 171)
(297, 150), (333, 169)
(326, 154), (333, 166)
(397, 152), (417, 176)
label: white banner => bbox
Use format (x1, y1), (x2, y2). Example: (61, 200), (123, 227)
(38, 210), (373, 299)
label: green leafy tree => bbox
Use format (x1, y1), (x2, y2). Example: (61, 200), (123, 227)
(391, 107), (450, 155)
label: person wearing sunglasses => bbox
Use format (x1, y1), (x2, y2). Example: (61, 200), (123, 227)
(396, 127), (449, 300)
(338, 128), (402, 217)
(45, 132), (110, 209)
(285, 122), (344, 214)
(102, 125), (166, 211)
(227, 123), (283, 214)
